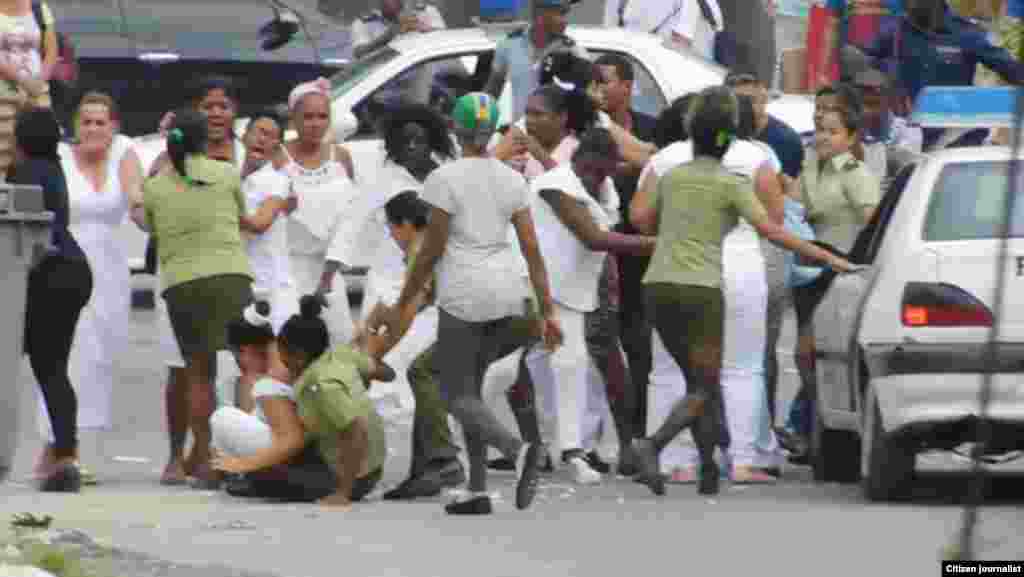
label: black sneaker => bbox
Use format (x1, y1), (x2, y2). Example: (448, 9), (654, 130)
(515, 443), (542, 510)
(585, 451), (612, 474)
(445, 495), (493, 515)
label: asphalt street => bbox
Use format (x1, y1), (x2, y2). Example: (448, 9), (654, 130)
(1, 303), (1022, 577)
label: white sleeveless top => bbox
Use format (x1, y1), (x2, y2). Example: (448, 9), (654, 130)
(280, 145), (360, 256)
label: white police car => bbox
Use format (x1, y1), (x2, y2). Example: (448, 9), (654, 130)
(809, 86), (1024, 501)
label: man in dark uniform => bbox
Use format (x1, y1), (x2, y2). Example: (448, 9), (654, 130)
(717, 0), (777, 85)
(844, 0), (1024, 149)
(594, 53), (656, 471)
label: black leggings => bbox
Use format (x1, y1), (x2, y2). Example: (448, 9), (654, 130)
(24, 256), (92, 459)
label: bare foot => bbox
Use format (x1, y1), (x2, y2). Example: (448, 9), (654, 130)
(160, 459), (188, 486)
(318, 493), (352, 509)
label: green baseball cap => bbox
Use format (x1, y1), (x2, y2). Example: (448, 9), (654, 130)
(451, 92), (500, 137)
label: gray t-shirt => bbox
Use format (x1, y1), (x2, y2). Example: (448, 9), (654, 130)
(420, 157), (532, 322)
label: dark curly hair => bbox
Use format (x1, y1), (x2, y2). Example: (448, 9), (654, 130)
(382, 103), (455, 163)
(654, 93), (697, 149)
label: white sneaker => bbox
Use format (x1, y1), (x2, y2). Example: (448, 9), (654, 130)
(568, 456), (602, 485)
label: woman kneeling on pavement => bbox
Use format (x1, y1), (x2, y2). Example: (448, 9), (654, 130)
(213, 297), (395, 505)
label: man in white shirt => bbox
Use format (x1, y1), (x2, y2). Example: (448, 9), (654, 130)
(604, 0), (724, 62)
(377, 92), (563, 515)
(353, 0), (447, 109)
(525, 127), (655, 485)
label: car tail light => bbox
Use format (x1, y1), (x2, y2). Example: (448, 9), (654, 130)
(901, 282), (994, 327)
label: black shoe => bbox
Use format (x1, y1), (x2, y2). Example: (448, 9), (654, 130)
(698, 462), (720, 496)
(224, 474), (258, 497)
(487, 457), (516, 471)
(585, 451), (612, 475)
(382, 476), (443, 501)
(787, 452), (810, 466)
(444, 495), (493, 515)
(40, 464), (81, 493)
(515, 443), (542, 510)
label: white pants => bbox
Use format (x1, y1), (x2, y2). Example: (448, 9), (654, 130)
(290, 252), (354, 345)
(647, 229), (782, 469)
(525, 303), (592, 454)
(210, 406), (272, 458)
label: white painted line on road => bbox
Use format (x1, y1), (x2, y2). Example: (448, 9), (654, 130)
(113, 456), (151, 464)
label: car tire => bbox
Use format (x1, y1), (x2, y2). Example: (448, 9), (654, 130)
(861, 387), (914, 502)
(811, 385), (861, 484)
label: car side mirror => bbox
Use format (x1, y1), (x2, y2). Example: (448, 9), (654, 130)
(334, 110), (358, 142)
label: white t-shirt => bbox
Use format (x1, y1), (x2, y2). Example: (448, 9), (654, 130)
(243, 164), (292, 297)
(530, 164), (618, 313)
(420, 157), (532, 323)
(252, 376), (295, 423)
(673, 0), (724, 61)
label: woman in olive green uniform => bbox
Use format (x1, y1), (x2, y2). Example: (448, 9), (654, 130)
(278, 296), (395, 508)
(143, 109), (253, 487)
(629, 86), (858, 497)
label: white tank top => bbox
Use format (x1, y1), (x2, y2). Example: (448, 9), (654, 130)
(281, 144), (359, 256)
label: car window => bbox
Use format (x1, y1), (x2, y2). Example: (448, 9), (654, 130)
(589, 50), (667, 118)
(861, 163), (915, 263)
(330, 48), (401, 99)
(923, 160), (1024, 242)
(354, 51), (489, 137)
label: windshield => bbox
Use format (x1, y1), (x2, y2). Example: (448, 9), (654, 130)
(329, 47), (400, 98)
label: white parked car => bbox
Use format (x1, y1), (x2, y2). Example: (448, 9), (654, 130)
(127, 25), (814, 292)
(810, 145), (1024, 501)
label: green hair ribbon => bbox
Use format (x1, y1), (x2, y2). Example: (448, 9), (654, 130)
(168, 128), (184, 143)
(716, 130), (733, 148)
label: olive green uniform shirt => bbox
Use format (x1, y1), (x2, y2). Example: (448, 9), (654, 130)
(143, 156), (252, 290)
(293, 345), (387, 476)
(800, 149), (881, 253)
(643, 157), (769, 289)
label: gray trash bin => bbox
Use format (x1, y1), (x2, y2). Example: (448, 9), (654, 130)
(0, 184), (53, 482)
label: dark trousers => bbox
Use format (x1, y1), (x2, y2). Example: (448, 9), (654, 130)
(405, 343), (460, 477)
(25, 256), (92, 459)
(618, 255), (652, 438)
(437, 308), (539, 493)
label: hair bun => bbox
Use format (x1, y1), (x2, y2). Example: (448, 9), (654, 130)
(299, 294), (326, 319)
(254, 300), (271, 318)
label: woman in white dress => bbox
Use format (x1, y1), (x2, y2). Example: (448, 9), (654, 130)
(34, 91), (144, 484)
(633, 92), (786, 485)
(274, 78), (359, 346)
(151, 77), (247, 485)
